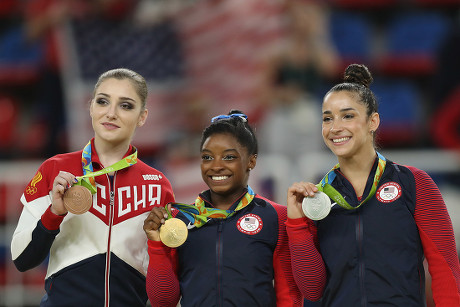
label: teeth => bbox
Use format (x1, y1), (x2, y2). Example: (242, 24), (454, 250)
(212, 176), (229, 181)
(333, 137), (350, 143)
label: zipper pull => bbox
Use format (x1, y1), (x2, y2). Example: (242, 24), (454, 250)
(217, 220), (223, 232)
(110, 190), (114, 206)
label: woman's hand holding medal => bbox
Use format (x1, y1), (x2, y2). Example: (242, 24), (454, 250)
(51, 171), (94, 215)
(51, 171), (78, 215)
(287, 181), (331, 221)
(144, 204), (188, 248)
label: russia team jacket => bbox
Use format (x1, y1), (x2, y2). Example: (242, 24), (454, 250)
(146, 189), (323, 307)
(10, 140), (175, 307)
(288, 158), (460, 306)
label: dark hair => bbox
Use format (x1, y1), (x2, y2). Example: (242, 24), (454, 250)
(325, 64), (378, 117)
(200, 109), (258, 156)
(93, 68), (148, 110)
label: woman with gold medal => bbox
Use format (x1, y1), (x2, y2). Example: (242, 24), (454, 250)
(11, 68), (175, 306)
(287, 64), (460, 306)
(143, 110), (325, 306)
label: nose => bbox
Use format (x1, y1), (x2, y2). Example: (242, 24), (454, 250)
(209, 158), (224, 171)
(106, 103), (117, 119)
(329, 119), (342, 133)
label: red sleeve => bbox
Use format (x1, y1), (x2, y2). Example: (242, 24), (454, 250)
(286, 216), (326, 301)
(272, 203), (303, 306)
(41, 205), (66, 230)
(146, 240), (180, 307)
(408, 166), (460, 306)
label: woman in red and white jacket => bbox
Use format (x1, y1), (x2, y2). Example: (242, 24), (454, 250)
(11, 68), (175, 307)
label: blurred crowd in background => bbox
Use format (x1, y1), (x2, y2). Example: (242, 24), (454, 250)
(0, 0), (459, 306)
(0, 0), (459, 162)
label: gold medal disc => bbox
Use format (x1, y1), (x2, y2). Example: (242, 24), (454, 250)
(63, 185), (93, 215)
(159, 218), (188, 248)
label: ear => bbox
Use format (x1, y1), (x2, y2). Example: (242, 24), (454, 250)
(369, 112), (380, 133)
(248, 154), (257, 171)
(137, 109), (148, 127)
(89, 100), (94, 118)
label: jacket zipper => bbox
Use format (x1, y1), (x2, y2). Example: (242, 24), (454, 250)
(356, 211), (367, 307)
(216, 220), (224, 307)
(105, 174), (115, 307)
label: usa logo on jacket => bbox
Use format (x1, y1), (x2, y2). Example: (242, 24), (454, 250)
(237, 213), (263, 235)
(376, 182), (402, 203)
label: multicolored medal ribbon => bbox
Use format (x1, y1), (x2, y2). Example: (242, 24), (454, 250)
(63, 141), (138, 214)
(168, 186), (256, 229)
(315, 152), (386, 212)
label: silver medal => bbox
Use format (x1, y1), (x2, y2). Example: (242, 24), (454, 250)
(302, 191), (331, 220)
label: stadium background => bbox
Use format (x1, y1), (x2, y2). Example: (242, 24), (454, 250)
(0, 0), (459, 306)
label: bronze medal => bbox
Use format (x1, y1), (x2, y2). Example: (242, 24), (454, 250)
(63, 185), (93, 215)
(159, 218), (188, 248)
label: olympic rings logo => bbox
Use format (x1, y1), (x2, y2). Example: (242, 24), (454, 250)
(26, 171), (43, 195)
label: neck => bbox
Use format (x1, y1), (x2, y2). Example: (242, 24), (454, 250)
(337, 148), (377, 196)
(93, 138), (130, 168)
(210, 188), (247, 211)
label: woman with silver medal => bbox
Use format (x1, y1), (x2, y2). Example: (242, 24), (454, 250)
(287, 64), (460, 306)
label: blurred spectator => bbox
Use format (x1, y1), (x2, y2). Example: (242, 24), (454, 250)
(430, 13), (460, 151)
(0, 0), (139, 158)
(258, 0), (339, 164)
(164, 89), (211, 164)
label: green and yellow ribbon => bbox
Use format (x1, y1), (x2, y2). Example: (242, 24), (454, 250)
(169, 186), (255, 228)
(316, 152), (386, 210)
(74, 141), (138, 194)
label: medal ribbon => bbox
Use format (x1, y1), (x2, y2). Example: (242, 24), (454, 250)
(316, 152), (386, 210)
(168, 186), (256, 228)
(74, 141), (138, 194)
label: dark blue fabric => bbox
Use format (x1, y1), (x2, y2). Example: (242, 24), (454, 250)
(316, 160), (426, 307)
(175, 193), (280, 307)
(40, 253), (147, 307)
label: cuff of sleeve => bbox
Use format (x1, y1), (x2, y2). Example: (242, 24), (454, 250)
(148, 239), (172, 254)
(41, 205), (66, 231)
(286, 217), (309, 227)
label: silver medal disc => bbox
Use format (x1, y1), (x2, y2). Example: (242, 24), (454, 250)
(302, 191), (331, 221)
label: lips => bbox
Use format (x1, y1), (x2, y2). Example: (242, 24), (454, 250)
(102, 122), (120, 130)
(332, 136), (351, 143)
(211, 175), (230, 181)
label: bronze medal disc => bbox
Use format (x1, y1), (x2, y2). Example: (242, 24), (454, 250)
(159, 218), (188, 248)
(63, 185), (93, 215)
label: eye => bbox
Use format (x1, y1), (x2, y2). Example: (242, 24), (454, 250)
(201, 154), (213, 161)
(96, 98), (109, 105)
(223, 155), (237, 161)
(120, 102), (135, 110)
(322, 116), (332, 123)
(344, 113), (355, 120)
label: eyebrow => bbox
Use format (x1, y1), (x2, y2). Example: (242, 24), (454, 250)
(96, 93), (136, 102)
(201, 148), (239, 153)
(323, 107), (356, 114)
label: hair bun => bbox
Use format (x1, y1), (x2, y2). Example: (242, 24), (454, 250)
(343, 64), (373, 88)
(228, 109), (245, 116)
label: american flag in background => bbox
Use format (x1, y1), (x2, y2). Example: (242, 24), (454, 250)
(64, 0), (288, 153)
(172, 0), (286, 119)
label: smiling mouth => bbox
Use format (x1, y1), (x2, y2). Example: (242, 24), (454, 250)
(211, 175), (230, 181)
(332, 137), (350, 143)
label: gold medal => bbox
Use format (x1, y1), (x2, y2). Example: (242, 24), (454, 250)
(63, 185), (93, 215)
(159, 218), (188, 248)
